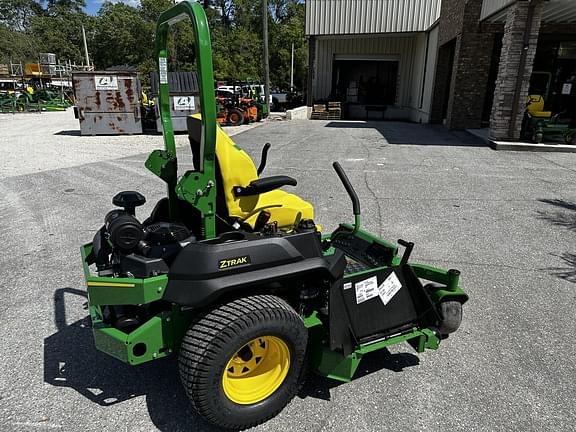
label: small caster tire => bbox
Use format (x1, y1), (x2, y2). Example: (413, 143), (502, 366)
(438, 300), (463, 335)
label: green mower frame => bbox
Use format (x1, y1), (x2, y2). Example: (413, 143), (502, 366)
(80, 2), (467, 429)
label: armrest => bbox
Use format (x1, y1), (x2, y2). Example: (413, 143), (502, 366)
(233, 175), (297, 197)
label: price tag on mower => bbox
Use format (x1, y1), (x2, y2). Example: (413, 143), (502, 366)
(378, 272), (402, 305)
(355, 276), (378, 304)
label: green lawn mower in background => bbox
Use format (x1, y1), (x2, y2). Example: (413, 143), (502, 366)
(80, 2), (468, 430)
(523, 94), (576, 144)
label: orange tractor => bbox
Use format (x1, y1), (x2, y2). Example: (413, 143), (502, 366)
(216, 88), (260, 126)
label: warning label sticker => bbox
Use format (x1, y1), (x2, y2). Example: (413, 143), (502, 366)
(159, 57), (168, 84)
(355, 276), (378, 304)
(378, 272), (402, 305)
(343, 282), (352, 290)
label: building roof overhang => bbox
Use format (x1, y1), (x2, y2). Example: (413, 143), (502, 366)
(481, 0), (576, 24)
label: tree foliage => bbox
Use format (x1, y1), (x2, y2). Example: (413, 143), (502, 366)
(0, 0), (307, 90)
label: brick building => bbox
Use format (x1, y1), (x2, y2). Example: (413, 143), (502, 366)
(305, 0), (576, 141)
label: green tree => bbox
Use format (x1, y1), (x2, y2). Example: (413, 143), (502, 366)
(139, 0), (197, 77)
(91, 2), (149, 68)
(0, 0), (43, 62)
(46, 0), (85, 12)
(139, 0), (174, 23)
(0, 0), (42, 32)
(30, 5), (94, 64)
(0, 0), (308, 95)
(0, 23), (38, 62)
(268, 0), (307, 90)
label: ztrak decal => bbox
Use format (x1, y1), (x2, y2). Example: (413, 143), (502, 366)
(219, 255), (251, 269)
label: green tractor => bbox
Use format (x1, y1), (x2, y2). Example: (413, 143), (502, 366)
(80, 2), (468, 430)
(0, 92), (26, 113)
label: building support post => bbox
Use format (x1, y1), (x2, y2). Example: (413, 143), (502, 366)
(306, 36), (316, 107)
(262, 0), (271, 113)
(489, 0), (544, 141)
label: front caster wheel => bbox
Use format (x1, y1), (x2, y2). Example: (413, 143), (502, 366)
(179, 295), (307, 430)
(437, 300), (463, 335)
(532, 131), (544, 143)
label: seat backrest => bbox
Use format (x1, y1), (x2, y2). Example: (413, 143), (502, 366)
(187, 115), (262, 221)
(526, 95), (545, 114)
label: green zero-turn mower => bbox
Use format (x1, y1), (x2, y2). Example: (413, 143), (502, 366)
(80, 2), (468, 430)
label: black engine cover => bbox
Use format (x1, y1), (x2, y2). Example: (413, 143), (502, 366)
(164, 230), (346, 307)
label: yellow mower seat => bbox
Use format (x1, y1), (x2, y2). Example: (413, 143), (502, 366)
(188, 115), (314, 230)
(526, 95), (552, 118)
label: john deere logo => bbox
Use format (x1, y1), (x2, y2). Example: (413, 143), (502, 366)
(219, 256), (250, 269)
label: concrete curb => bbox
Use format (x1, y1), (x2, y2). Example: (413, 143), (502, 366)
(488, 140), (576, 152)
(466, 128), (576, 153)
(285, 106), (308, 120)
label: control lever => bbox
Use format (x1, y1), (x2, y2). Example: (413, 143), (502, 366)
(257, 143), (271, 175)
(332, 162), (361, 233)
(397, 239), (414, 265)
(254, 210), (271, 232)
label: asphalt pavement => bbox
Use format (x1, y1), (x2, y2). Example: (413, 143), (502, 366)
(1, 112), (575, 431)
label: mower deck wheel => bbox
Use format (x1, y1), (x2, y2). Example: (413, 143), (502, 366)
(438, 300), (463, 335)
(178, 295), (307, 430)
(532, 131), (544, 143)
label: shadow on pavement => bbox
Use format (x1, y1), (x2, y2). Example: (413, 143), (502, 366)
(547, 253), (576, 283)
(298, 349), (419, 401)
(44, 288), (419, 429)
(324, 121), (488, 147)
(44, 287), (221, 432)
(537, 199), (576, 283)
(54, 130), (81, 136)
(537, 198), (576, 231)
(54, 129), (193, 137)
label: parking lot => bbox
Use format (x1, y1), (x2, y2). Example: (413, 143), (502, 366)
(1, 110), (575, 431)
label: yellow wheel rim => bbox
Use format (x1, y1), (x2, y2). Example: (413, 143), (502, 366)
(222, 336), (290, 405)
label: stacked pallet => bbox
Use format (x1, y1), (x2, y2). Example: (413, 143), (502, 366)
(327, 101), (341, 119)
(310, 102), (342, 120)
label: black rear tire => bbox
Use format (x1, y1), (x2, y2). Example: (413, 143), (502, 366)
(227, 108), (244, 126)
(179, 295), (307, 430)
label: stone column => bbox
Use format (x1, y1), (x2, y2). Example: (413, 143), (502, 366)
(430, 42), (454, 124)
(489, 0), (544, 141)
(430, 0), (495, 129)
(306, 36), (316, 107)
(447, 31), (495, 129)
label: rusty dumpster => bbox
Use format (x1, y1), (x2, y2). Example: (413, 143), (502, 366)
(72, 71), (142, 136)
